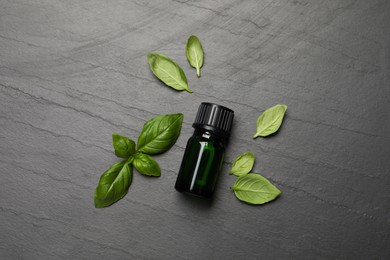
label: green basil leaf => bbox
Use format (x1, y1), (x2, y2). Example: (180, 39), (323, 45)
(137, 113), (183, 154)
(230, 152), (255, 176)
(94, 161), (132, 208)
(232, 174), (281, 205)
(112, 133), (136, 158)
(253, 104), (287, 138)
(147, 53), (192, 93)
(186, 35), (204, 77)
(133, 153), (161, 177)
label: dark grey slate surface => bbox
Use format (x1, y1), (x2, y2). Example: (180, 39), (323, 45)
(1, 0), (389, 259)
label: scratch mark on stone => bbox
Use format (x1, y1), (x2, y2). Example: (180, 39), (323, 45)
(171, 0), (228, 17)
(0, 115), (112, 154)
(0, 34), (44, 48)
(245, 19), (271, 30)
(289, 116), (389, 139)
(0, 159), (91, 190)
(0, 82), (128, 129)
(270, 177), (383, 223)
(0, 205), (148, 259)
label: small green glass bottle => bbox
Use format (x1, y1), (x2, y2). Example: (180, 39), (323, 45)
(175, 103), (234, 199)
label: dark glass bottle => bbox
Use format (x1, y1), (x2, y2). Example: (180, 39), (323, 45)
(175, 103), (234, 199)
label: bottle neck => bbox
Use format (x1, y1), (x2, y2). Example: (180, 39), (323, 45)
(193, 128), (228, 147)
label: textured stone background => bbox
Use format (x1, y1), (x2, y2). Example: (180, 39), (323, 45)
(1, 0), (389, 259)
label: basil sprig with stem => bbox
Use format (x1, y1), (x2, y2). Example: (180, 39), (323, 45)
(94, 113), (183, 208)
(229, 152), (281, 205)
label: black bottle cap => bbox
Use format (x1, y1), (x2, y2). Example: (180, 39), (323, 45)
(193, 102), (234, 137)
